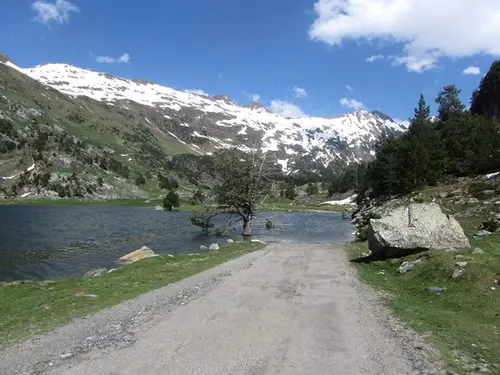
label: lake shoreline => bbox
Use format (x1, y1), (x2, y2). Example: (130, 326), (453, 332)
(0, 242), (266, 348)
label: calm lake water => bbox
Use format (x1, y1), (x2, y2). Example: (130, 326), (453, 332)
(0, 206), (354, 281)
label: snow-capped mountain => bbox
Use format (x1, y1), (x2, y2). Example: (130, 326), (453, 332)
(2, 58), (406, 172)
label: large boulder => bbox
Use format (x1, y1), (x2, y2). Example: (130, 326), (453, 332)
(368, 202), (471, 258)
(119, 246), (156, 263)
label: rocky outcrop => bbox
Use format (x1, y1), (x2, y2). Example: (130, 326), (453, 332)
(367, 202), (471, 258)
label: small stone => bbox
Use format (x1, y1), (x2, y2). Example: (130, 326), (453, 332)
(475, 230), (492, 237)
(455, 261), (468, 268)
(209, 243), (219, 251)
(227, 239), (234, 243)
(495, 201), (500, 205)
(200, 245), (209, 251)
(468, 197), (480, 204)
(60, 353), (74, 360)
(73, 292), (99, 298)
(107, 268), (118, 273)
(491, 287), (497, 291)
(438, 192), (448, 199)
(166, 254), (175, 258)
(425, 286), (447, 293)
(399, 259), (422, 274)
(472, 247), (485, 255)
(452, 268), (466, 279)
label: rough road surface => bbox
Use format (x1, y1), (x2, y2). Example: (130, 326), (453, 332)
(0, 244), (442, 375)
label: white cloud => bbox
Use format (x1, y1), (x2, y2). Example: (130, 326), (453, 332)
(185, 89), (208, 96)
(462, 66), (481, 75)
(345, 84), (353, 91)
(366, 54), (384, 62)
(270, 100), (306, 118)
(293, 86), (308, 98)
(95, 53), (130, 64)
(251, 94), (261, 102)
(32, 0), (79, 25)
(340, 97), (365, 110)
(309, 0), (500, 72)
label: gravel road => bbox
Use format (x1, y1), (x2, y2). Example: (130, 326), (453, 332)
(0, 243), (443, 375)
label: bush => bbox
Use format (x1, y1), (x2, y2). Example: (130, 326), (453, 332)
(283, 184), (297, 200)
(190, 210), (217, 234)
(306, 183), (319, 195)
(191, 189), (205, 205)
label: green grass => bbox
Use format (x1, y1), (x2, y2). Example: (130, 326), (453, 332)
(0, 198), (202, 211)
(260, 201), (351, 213)
(0, 242), (265, 347)
(348, 218), (500, 373)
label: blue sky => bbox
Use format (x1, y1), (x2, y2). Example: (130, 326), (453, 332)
(1, 0), (500, 122)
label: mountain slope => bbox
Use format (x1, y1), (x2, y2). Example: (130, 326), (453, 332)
(0, 54), (406, 199)
(10, 60), (406, 169)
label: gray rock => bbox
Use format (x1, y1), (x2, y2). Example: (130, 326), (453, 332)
(495, 201), (500, 205)
(227, 239), (234, 243)
(438, 191), (448, 199)
(472, 247), (485, 255)
(200, 245), (209, 251)
(449, 189), (463, 197)
(455, 261), (468, 268)
(468, 197), (480, 204)
(209, 243), (219, 251)
(107, 268), (119, 273)
(454, 254), (473, 260)
(452, 268), (466, 279)
(482, 190), (495, 196)
(84, 268), (107, 278)
(474, 230), (492, 237)
(399, 259), (422, 274)
(154, 205), (163, 211)
(425, 286), (447, 293)
(367, 203), (471, 258)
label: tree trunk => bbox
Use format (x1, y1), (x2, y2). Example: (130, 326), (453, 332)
(242, 217), (252, 241)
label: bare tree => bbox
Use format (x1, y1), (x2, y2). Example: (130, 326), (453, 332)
(211, 146), (279, 239)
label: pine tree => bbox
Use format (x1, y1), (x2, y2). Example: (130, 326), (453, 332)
(435, 85), (465, 122)
(471, 60), (500, 120)
(411, 94), (431, 127)
(163, 190), (180, 211)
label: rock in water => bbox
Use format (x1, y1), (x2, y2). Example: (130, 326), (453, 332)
(119, 246), (156, 263)
(227, 239), (234, 244)
(368, 202), (470, 258)
(84, 268), (107, 278)
(200, 245), (209, 251)
(209, 243), (219, 251)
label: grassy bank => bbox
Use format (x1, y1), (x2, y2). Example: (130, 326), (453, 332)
(260, 201), (351, 213)
(0, 242), (265, 347)
(348, 215), (500, 374)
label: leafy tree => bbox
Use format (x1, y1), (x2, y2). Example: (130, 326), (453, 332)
(135, 173), (146, 186)
(435, 85), (465, 122)
(97, 176), (104, 187)
(163, 190), (180, 211)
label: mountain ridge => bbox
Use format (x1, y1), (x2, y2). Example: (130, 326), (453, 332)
(0, 54), (406, 199)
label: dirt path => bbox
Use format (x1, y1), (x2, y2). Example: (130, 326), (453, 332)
(0, 243), (442, 375)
